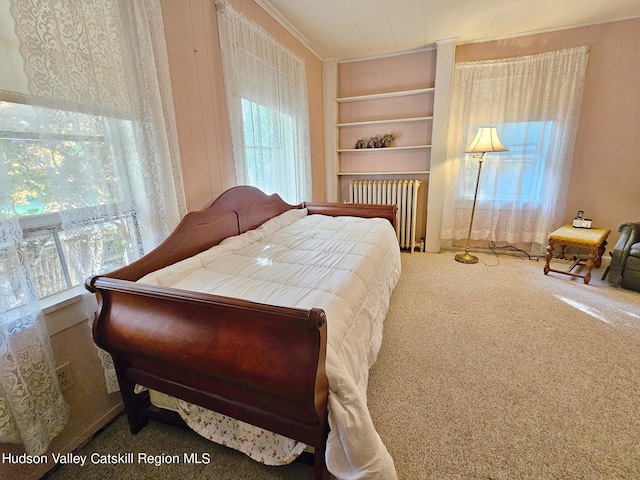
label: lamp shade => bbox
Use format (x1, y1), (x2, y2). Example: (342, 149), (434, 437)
(465, 127), (508, 153)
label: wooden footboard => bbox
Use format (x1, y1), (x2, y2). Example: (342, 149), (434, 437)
(87, 276), (329, 476)
(86, 186), (397, 479)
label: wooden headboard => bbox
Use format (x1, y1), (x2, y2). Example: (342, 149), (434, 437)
(104, 186), (301, 281)
(104, 185), (397, 282)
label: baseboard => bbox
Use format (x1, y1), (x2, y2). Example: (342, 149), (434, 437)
(62, 403), (124, 453)
(39, 403), (124, 479)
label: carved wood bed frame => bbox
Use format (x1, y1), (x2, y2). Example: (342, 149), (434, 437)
(85, 186), (397, 479)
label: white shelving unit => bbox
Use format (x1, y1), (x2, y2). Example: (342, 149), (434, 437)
(323, 39), (457, 252)
(337, 170), (429, 176)
(336, 85), (434, 176)
(337, 116), (433, 127)
(335, 87), (434, 103)
(337, 145), (431, 152)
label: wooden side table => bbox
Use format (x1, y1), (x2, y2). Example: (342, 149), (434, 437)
(543, 224), (611, 284)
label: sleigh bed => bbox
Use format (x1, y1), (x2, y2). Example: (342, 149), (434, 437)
(86, 185), (401, 480)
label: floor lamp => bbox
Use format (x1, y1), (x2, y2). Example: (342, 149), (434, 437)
(455, 127), (508, 264)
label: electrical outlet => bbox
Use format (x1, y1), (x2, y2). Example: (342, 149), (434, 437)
(56, 362), (76, 392)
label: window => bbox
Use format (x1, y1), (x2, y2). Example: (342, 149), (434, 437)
(442, 47), (588, 248)
(460, 121), (553, 206)
(1, 101), (140, 300)
(241, 98), (297, 196)
(217, 3), (311, 205)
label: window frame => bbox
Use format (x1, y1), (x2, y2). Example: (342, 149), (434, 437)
(241, 97), (298, 194)
(1, 99), (143, 300)
(14, 204), (140, 299)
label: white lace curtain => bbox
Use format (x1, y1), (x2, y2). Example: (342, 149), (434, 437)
(0, 218), (70, 455)
(441, 47), (589, 253)
(0, 0), (185, 454)
(217, 3), (311, 205)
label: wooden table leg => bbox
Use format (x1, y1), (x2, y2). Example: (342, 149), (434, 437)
(595, 240), (607, 268)
(583, 248), (598, 284)
(559, 244), (567, 259)
(544, 240), (554, 275)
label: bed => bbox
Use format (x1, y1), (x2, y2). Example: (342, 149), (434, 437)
(86, 185), (401, 480)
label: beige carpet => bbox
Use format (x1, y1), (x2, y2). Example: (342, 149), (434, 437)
(45, 251), (640, 480)
(369, 250), (640, 479)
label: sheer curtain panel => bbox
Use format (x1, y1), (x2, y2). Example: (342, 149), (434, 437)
(0, 0), (185, 453)
(441, 47), (589, 253)
(217, 2), (312, 205)
(0, 220), (70, 455)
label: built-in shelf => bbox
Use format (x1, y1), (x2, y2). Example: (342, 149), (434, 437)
(336, 87), (435, 103)
(335, 52), (437, 254)
(338, 171), (430, 176)
(338, 144), (431, 153)
(337, 116), (433, 127)
(326, 41), (456, 252)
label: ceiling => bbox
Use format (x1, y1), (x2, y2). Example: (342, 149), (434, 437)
(257, 0), (640, 61)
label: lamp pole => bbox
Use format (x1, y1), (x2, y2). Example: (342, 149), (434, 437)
(455, 126), (507, 264)
(455, 153), (484, 264)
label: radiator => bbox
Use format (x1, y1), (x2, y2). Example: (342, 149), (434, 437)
(349, 179), (422, 251)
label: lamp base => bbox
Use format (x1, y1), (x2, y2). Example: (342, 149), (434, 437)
(455, 252), (479, 264)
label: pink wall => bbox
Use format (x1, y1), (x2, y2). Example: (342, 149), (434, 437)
(456, 17), (640, 248)
(162, 1), (639, 249)
(160, 0), (325, 211)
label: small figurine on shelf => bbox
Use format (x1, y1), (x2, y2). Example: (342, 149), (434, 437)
(380, 133), (395, 147)
(354, 133), (397, 149)
(366, 136), (380, 148)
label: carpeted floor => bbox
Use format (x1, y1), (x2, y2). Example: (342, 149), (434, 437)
(44, 416), (311, 480)
(45, 251), (640, 480)
(368, 251), (640, 479)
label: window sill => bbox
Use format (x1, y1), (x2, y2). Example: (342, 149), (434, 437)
(41, 286), (98, 336)
(41, 285), (85, 314)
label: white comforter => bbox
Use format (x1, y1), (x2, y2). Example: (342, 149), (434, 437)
(138, 208), (401, 480)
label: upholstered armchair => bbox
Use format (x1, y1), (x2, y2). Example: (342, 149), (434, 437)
(607, 222), (640, 292)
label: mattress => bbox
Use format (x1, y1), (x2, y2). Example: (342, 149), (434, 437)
(138, 208), (401, 479)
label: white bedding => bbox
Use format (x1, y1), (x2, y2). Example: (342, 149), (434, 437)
(138, 208), (401, 480)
